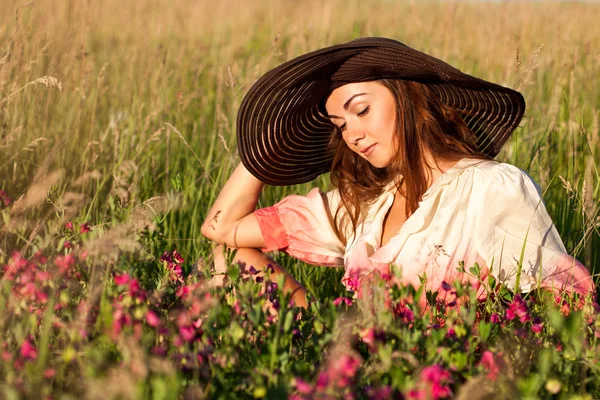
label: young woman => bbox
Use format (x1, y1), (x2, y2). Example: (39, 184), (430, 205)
(201, 37), (594, 308)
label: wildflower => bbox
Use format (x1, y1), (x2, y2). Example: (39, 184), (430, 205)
(0, 190), (12, 206)
(265, 264), (275, 274)
(255, 276), (264, 283)
(333, 297), (353, 307)
(344, 275), (361, 292)
(365, 386), (393, 400)
(394, 303), (415, 323)
(490, 313), (501, 324)
(316, 372), (329, 390)
(420, 364), (453, 399)
(20, 339), (37, 361)
(65, 221), (74, 230)
(43, 368), (56, 379)
(505, 295), (530, 323)
(531, 316), (543, 334)
(294, 378), (313, 395)
(271, 298), (280, 310)
(80, 222), (91, 233)
(441, 281), (452, 291)
(479, 350), (504, 380)
(176, 285), (191, 298)
(55, 255), (75, 274)
(64, 240), (72, 249)
(248, 265), (259, 275)
(146, 310), (161, 327)
(114, 273), (130, 286)
(407, 389), (423, 399)
(360, 328), (377, 351)
(179, 325), (195, 342)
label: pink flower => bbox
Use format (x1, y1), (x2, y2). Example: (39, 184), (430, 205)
(360, 328), (377, 351)
(63, 241), (72, 249)
(479, 350), (504, 381)
(65, 221), (73, 230)
(0, 190), (12, 206)
(505, 295), (530, 323)
(114, 273), (130, 286)
(55, 255), (75, 273)
(176, 285), (191, 298)
(316, 372), (329, 390)
(146, 310), (161, 327)
(179, 325), (195, 342)
(420, 365), (453, 399)
(80, 222), (91, 234)
(20, 339), (37, 360)
(333, 297), (353, 307)
(43, 368), (56, 379)
(294, 378), (313, 395)
(531, 317), (543, 334)
(394, 303), (415, 323)
(407, 389), (423, 399)
(366, 386), (393, 400)
(490, 313), (501, 324)
(343, 276), (361, 292)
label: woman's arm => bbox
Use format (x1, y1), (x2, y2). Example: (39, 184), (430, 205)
(201, 162), (265, 249)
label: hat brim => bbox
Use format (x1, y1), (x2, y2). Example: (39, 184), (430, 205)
(237, 37), (525, 186)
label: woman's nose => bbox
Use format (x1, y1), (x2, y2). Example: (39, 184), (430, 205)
(344, 124), (366, 146)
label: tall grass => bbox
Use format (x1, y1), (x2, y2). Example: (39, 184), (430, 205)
(1, 0), (598, 295)
(0, 1), (599, 396)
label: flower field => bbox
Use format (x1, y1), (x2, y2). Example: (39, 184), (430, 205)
(1, 0), (599, 398)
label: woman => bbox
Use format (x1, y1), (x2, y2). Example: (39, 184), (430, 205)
(201, 37), (594, 309)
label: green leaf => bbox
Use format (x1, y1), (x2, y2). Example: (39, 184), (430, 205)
(478, 321), (491, 342)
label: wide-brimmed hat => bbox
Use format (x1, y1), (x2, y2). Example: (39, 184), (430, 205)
(236, 37), (525, 186)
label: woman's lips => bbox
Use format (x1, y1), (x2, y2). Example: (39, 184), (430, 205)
(361, 144), (376, 156)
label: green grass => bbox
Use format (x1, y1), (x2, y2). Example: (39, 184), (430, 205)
(0, 0), (599, 397)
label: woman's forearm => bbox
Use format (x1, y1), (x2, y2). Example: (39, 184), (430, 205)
(201, 162), (264, 244)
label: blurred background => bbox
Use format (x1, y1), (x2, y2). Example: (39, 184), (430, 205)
(0, 0), (598, 297)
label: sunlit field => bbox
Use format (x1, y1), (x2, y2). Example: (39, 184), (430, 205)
(0, 0), (599, 398)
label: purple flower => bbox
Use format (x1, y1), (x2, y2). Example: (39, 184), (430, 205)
(441, 281), (452, 291)
(248, 266), (259, 275)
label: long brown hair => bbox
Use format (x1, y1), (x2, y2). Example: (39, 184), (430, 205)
(328, 79), (489, 245)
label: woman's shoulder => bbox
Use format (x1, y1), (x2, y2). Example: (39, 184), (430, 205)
(464, 159), (543, 199)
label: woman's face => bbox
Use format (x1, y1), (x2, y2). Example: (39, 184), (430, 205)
(325, 81), (398, 168)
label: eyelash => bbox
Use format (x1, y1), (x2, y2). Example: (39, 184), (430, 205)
(338, 106), (370, 132)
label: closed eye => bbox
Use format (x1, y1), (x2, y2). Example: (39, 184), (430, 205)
(337, 106), (370, 132)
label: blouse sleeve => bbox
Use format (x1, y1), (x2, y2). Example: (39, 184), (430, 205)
(474, 163), (594, 295)
(254, 188), (345, 267)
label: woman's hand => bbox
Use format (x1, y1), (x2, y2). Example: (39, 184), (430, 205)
(201, 162), (266, 249)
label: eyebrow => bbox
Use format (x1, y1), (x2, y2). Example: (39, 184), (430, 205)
(328, 93), (368, 119)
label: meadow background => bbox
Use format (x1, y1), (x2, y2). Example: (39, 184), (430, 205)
(0, 0), (599, 398)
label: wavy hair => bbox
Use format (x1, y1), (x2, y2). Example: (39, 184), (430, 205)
(327, 79), (489, 245)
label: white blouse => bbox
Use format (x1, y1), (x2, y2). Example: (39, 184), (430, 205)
(255, 158), (593, 299)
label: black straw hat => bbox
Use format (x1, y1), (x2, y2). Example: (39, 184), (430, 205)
(236, 37), (525, 186)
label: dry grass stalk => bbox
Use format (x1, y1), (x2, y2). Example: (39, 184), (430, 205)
(0, 75), (62, 106)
